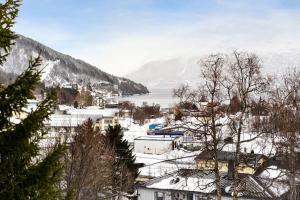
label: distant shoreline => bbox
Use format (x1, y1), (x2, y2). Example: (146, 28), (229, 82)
(118, 88), (178, 108)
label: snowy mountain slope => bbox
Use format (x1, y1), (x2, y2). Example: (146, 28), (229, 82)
(127, 53), (300, 90)
(127, 57), (202, 89)
(1, 35), (148, 95)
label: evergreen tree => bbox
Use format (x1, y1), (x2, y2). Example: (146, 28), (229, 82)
(106, 125), (140, 194)
(0, 0), (20, 65)
(0, 1), (65, 199)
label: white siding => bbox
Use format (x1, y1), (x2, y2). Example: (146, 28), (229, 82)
(138, 188), (155, 200)
(137, 189), (256, 200)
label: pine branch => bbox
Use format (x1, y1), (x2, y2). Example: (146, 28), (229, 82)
(0, 56), (42, 130)
(0, 0), (21, 65)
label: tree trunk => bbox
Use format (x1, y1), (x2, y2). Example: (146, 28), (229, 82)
(214, 150), (222, 200)
(232, 120), (242, 200)
(289, 133), (297, 200)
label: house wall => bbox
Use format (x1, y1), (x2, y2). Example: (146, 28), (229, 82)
(196, 160), (257, 175)
(137, 188), (256, 200)
(94, 116), (118, 132)
(197, 160), (228, 172)
(138, 188), (155, 200)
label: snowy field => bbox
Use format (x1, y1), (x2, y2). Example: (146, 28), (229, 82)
(119, 117), (199, 177)
(119, 117), (167, 143)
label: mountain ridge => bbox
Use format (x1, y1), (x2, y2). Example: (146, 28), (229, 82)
(127, 53), (300, 90)
(0, 35), (149, 95)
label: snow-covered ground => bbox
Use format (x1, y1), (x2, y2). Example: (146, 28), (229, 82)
(119, 117), (199, 177)
(119, 117), (165, 143)
(135, 149), (200, 177)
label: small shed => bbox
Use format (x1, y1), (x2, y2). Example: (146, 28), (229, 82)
(134, 135), (182, 155)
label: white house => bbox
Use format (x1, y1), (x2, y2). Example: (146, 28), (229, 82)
(65, 107), (119, 132)
(136, 169), (284, 200)
(46, 107), (120, 136)
(134, 135), (182, 155)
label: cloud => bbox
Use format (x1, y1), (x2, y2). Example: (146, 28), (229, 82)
(67, 7), (300, 76)
(14, 19), (74, 51)
(14, 0), (300, 76)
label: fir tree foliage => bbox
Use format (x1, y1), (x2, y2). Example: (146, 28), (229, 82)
(106, 125), (140, 193)
(0, 56), (66, 200)
(106, 125), (139, 178)
(0, 0), (20, 65)
(0, 1), (66, 199)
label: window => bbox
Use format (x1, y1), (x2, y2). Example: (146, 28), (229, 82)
(104, 119), (113, 124)
(155, 192), (164, 200)
(172, 192), (187, 200)
(195, 194), (213, 200)
(187, 193), (193, 200)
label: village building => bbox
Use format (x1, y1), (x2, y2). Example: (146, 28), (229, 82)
(44, 107), (120, 142)
(195, 150), (267, 175)
(61, 83), (78, 90)
(136, 169), (289, 200)
(65, 107), (119, 132)
(147, 124), (203, 151)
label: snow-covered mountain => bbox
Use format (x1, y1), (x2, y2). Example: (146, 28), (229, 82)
(0, 35), (148, 95)
(127, 57), (202, 89)
(127, 53), (300, 90)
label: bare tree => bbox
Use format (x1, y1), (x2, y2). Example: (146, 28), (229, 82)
(174, 53), (226, 200)
(267, 68), (300, 200)
(224, 51), (268, 200)
(64, 119), (114, 200)
(76, 87), (93, 107)
(174, 51), (270, 199)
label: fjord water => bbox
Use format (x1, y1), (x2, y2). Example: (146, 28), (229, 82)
(119, 88), (177, 108)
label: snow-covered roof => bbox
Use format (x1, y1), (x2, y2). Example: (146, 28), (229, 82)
(48, 114), (97, 127)
(66, 107), (119, 117)
(58, 105), (72, 111)
(146, 173), (216, 194)
(257, 177), (290, 197)
(135, 135), (181, 141)
(259, 165), (288, 180)
(27, 99), (39, 104)
(139, 169), (288, 199)
(195, 150), (265, 165)
(22, 99), (39, 113)
(256, 165), (299, 197)
(140, 170), (220, 194)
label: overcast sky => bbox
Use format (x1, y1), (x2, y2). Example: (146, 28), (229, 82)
(13, 0), (300, 76)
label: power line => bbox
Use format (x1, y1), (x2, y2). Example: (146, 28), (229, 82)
(142, 155), (197, 167)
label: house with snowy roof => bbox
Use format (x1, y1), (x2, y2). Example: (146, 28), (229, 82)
(136, 169), (290, 200)
(46, 107), (119, 136)
(195, 150), (267, 175)
(65, 107), (119, 131)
